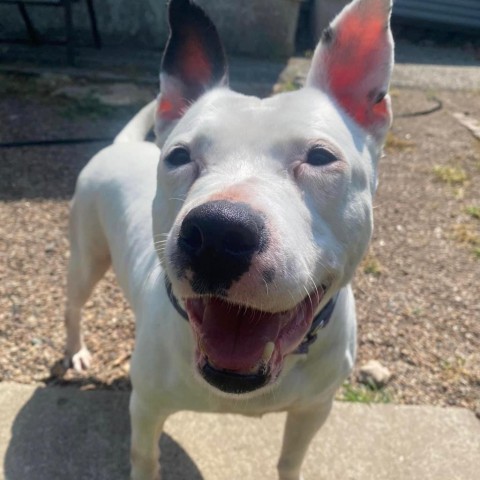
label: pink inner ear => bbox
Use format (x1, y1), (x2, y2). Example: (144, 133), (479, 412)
(179, 29), (213, 87)
(157, 97), (184, 121)
(327, 10), (389, 128)
(157, 29), (215, 123)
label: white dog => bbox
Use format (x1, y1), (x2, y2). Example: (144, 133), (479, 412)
(64, 0), (394, 478)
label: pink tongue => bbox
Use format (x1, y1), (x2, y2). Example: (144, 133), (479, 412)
(202, 299), (284, 372)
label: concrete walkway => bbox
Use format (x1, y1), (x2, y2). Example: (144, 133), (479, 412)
(0, 383), (479, 480)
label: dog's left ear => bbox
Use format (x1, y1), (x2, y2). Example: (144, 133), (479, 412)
(155, 0), (228, 142)
(306, 0), (394, 137)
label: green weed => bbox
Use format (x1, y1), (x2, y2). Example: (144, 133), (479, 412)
(385, 131), (415, 152)
(59, 94), (118, 119)
(362, 254), (383, 277)
(465, 206), (480, 220)
(338, 382), (392, 404)
(452, 224), (480, 260)
(433, 165), (468, 186)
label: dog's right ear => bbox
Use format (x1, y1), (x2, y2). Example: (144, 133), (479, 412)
(155, 0), (228, 142)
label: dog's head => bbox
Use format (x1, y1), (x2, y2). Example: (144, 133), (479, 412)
(152, 0), (394, 395)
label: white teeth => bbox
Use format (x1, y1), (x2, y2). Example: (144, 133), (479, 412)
(262, 342), (275, 363)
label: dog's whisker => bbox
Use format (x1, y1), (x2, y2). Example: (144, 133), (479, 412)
(139, 261), (163, 297)
(303, 285), (314, 312)
(153, 241), (168, 249)
(306, 274), (321, 300)
(152, 240), (169, 246)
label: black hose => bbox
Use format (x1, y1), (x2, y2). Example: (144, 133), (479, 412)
(396, 97), (443, 118)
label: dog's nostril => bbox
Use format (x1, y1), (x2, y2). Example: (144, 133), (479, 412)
(177, 200), (267, 275)
(179, 222), (203, 253)
(176, 200), (268, 294)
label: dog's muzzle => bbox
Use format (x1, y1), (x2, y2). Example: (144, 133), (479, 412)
(165, 278), (338, 395)
(176, 200), (268, 295)
(166, 200), (339, 395)
(186, 293), (337, 395)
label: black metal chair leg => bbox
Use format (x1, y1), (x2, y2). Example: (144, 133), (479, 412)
(85, 0), (101, 48)
(17, 2), (40, 44)
(63, 0), (75, 65)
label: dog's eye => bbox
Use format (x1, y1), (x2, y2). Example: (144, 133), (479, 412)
(164, 147), (191, 168)
(306, 147), (337, 166)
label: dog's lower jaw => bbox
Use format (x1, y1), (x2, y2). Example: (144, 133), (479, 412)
(185, 288), (324, 386)
(200, 360), (271, 394)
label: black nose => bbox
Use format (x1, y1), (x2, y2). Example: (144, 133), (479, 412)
(179, 201), (263, 256)
(177, 200), (267, 294)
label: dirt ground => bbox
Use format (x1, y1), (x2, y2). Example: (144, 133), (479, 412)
(0, 73), (479, 410)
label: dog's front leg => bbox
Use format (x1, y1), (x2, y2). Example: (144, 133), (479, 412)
(130, 392), (169, 480)
(277, 399), (334, 480)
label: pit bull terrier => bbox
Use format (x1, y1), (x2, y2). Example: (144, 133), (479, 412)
(64, 0), (394, 478)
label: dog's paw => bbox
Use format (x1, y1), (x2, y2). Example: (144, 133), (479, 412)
(279, 474), (304, 480)
(64, 347), (92, 372)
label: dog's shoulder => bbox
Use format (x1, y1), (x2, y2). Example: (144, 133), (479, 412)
(75, 141), (160, 196)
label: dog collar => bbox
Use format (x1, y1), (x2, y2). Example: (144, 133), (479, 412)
(164, 276), (338, 355)
(292, 291), (338, 354)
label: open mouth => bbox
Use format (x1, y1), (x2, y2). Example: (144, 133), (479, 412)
(185, 287), (326, 394)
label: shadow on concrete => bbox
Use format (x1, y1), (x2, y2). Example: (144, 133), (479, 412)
(3, 386), (203, 480)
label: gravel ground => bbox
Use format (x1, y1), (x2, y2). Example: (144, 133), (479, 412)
(0, 74), (479, 409)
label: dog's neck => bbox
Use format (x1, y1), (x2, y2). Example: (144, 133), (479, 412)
(164, 276), (338, 355)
